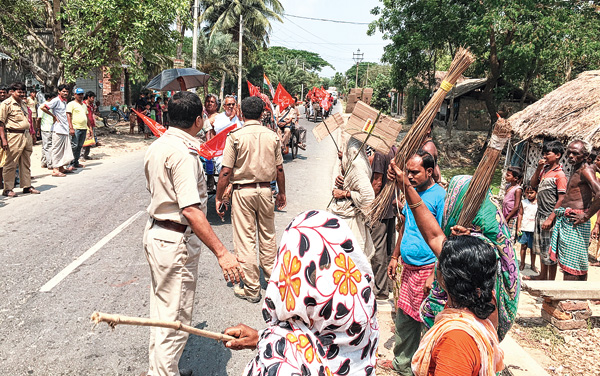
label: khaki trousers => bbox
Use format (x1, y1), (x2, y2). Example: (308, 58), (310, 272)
(231, 186), (277, 295)
(143, 219), (202, 376)
(2, 132), (32, 191)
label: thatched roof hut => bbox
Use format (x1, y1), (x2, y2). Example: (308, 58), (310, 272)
(510, 70), (600, 147)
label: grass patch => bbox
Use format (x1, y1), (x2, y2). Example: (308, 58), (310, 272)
(441, 165), (504, 195)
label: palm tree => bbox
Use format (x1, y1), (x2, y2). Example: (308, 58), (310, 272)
(196, 31), (239, 99)
(201, 0), (284, 98)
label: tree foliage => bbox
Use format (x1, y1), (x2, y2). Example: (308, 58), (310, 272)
(201, 0), (284, 50)
(369, 0), (600, 126)
(0, 0), (189, 88)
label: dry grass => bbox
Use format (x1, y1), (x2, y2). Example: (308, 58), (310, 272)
(509, 70), (600, 146)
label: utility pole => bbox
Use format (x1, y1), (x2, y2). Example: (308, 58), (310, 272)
(237, 14), (243, 101)
(353, 49), (364, 88)
(191, 0), (199, 92)
(365, 63), (369, 87)
(301, 61), (305, 102)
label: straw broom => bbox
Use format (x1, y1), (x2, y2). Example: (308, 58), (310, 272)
(368, 47), (475, 224)
(91, 311), (235, 342)
(453, 116), (512, 227)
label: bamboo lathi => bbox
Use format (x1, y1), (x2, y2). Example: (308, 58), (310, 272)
(454, 117), (512, 227)
(368, 47), (475, 224)
(90, 311), (235, 342)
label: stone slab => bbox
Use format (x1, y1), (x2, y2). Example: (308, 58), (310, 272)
(541, 310), (587, 330)
(522, 281), (600, 300)
(500, 334), (551, 376)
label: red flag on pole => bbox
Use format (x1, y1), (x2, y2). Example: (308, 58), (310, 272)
(131, 109), (235, 160)
(273, 83), (294, 110)
(131, 109), (167, 137)
(198, 123), (238, 159)
(247, 80), (260, 97)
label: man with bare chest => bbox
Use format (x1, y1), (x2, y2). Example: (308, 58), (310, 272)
(549, 141), (600, 281)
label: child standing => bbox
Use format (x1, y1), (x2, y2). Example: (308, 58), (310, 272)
(502, 166), (523, 238)
(517, 186), (539, 272)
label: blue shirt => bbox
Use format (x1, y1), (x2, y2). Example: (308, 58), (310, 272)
(401, 183), (446, 266)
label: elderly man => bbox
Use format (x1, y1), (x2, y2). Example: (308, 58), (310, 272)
(212, 95), (243, 177)
(216, 96), (286, 303)
(383, 150), (446, 375)
(0, 82), (41, 197)
(548, 140), (600, 281)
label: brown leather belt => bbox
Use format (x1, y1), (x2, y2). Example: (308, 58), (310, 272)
(153, 219), (188, 233)
(6, 129), (27, 133)
(233, 182), (271, 190)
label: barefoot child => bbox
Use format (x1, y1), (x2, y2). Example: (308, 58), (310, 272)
(517, 186), (538, 272)
(502, 166), (523, 238)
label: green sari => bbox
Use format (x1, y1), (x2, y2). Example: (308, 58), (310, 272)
(420, 175), (520, 341)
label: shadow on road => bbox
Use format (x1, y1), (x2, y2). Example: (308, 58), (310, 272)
(179, 321), (232, 376)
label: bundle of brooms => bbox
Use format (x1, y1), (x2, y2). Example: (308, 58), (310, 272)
(453, 116), (512, 227)
(368, 47), (475, 224)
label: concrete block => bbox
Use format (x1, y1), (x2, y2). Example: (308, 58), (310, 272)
(557, 300), (589, 312)
(542, 302), (571, 320)
(541, 310), (587, 330)
(572, 309), (592, 321)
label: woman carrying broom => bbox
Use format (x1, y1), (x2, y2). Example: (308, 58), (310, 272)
(387, 162), (520, 343)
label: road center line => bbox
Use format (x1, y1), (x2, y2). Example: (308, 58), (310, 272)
(40, 210), (146, 292)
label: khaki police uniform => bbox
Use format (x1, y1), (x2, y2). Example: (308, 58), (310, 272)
(143, 127), (207, 376)
(222, 119), (283, 296)
(0, 96), (33, 192)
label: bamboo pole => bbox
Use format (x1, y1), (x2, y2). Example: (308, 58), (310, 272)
(91, 312), (235, 342)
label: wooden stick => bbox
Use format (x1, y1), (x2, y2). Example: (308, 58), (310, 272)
(322, 118), (340, 154)
(327, 111), (382, 209)
(90, 311), (236, 342)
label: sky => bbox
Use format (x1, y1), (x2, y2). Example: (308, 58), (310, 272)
(269, 0), (387, 77)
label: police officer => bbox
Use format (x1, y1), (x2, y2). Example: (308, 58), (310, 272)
(216, 96), (286, 303)
(143, 91), (243, 376)
(0, 82), (40, 197)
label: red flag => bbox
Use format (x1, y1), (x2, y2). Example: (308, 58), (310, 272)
(247, 80), (260, 97)
(259, 93), (273, 112)
(131, 109), (235, 160)
(273, 83), (294, 110)
(198, 123), (238, 159)
(131, 109), (167, 137)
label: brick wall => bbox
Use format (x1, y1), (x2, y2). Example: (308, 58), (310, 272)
(102, 68), (124, 107)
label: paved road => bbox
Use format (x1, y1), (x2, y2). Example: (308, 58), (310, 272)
(0, 102), (343, 375)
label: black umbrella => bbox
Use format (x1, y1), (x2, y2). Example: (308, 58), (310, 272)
(145, 68), (210, 91)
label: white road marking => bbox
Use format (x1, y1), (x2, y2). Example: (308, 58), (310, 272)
(40, 210), (145, 292)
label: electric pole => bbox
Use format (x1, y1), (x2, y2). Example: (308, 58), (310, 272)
(353, 49), (364, 88)
(191, 0), (199, 92)
(237, 14), (243, 101)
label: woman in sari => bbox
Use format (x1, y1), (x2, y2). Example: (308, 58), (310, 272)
(420, 174), (520, 341)
(223, 210), (379, 376)
(388, 163), (508, 374)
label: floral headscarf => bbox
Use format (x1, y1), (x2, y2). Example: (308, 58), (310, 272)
(243, 210), (379, 376)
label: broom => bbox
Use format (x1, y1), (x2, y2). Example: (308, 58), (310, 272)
(453, 116), (512, 228)
(367, 47), (475, 224)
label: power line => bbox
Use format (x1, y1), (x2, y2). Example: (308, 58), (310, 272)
(284, 13), (371, 25)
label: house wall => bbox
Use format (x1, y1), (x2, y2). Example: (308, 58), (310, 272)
(453, 98), (527, 131)
(514, 141), (573, 185)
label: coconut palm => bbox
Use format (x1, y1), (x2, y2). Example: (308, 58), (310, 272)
(196, 31), (239, 99)
(201, 0), (284, 49)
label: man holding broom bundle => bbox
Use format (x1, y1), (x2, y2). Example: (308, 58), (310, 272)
(380, 150), (446, 375)
(143, 91), (243, 376)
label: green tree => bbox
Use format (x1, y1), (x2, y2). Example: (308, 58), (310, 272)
(201, 0), (284, 49)
(0, 0), (188, 89)
(265, 46), (332, 72)
(370, 0), (600, 127)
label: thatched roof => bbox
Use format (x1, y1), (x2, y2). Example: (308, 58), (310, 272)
(444, 78), (487, 99)
(509, 70), (600, 147)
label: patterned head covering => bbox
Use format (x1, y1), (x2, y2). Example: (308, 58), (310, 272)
(244, 210), (379, 376)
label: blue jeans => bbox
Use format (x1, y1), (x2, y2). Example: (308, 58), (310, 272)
(70, 129), (87, 167)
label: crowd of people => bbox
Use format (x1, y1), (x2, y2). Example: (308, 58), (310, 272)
(0, 82), (102, 196)
(502, 140), (600, 282)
